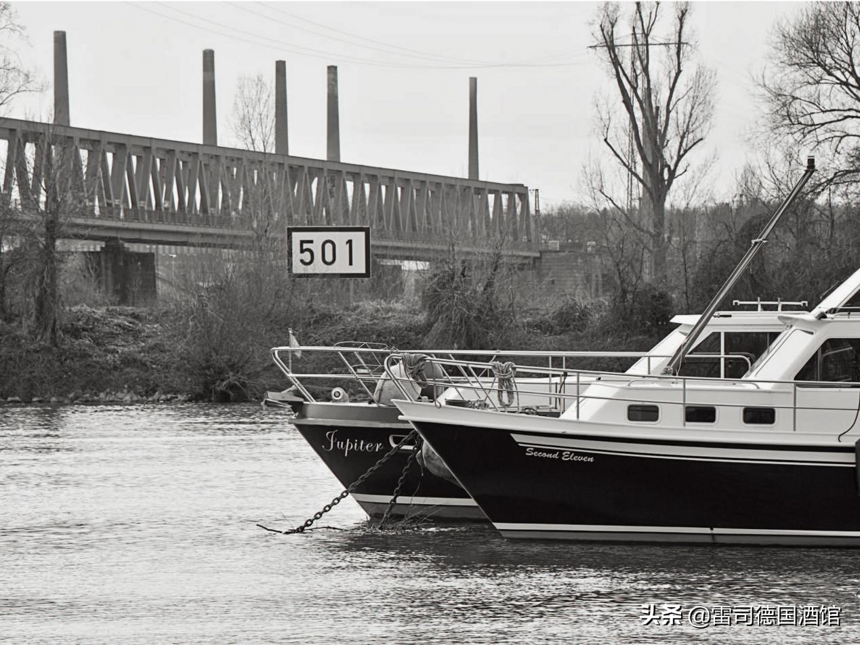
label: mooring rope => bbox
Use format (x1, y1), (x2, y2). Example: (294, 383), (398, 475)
(490, 360), (517, 408)
(402, 353), (430, 387)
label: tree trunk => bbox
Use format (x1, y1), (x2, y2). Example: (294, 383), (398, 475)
(34, 212), (59, 345)
(651, 198), (668, 285)
(0, 250), (6, 321)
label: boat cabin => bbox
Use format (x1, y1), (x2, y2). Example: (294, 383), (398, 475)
(626, 309), (794, 378)
(567, 268), (860, 438)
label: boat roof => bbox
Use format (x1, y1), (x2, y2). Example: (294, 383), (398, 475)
(668, 268), (860, 334)
(670, 310), (802, 330)
(749, 268), (860, 333)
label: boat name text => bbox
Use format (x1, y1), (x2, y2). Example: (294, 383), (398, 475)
(323, 430), (385, 457)
(525, 447), (594, 463)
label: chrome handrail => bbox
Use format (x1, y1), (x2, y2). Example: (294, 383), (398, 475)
(271, 344), (756, 405)
(271, 345), (682, 403)
(380, 353), (860, 436)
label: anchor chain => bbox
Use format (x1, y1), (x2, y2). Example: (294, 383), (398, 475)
(258, 429), (420, 535)
(378, 434), (424, 528)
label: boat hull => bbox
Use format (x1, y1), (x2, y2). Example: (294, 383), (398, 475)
(400, 404), (860, 545)
(290, 402), (484, 521)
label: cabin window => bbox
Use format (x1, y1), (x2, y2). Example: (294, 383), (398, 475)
(724, 332), (780, 379)
(795, 338), (860, 384)
(743, 407), (775, 425)
(842, 289), (860, 310)
(679, 332), (782, 379)
(685, 406), (716, 423)
(748, 328), (816, 377)
(678, 333), (721, 378)
(628, 404), (659, 422)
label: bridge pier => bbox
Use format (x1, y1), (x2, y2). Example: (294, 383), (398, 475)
(97, 239), (157, 305)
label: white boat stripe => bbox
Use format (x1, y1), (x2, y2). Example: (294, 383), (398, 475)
(292, 419), (407, 429)
(515, 440), (854, 467)
(352, 493), (478, 507)
(493, 523), (860, 537)
(512, 434), (856, 464)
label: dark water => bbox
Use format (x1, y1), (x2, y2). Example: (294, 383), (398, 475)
(2, 404), (860, 644)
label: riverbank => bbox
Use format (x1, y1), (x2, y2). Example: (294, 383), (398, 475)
(0, 302), (433, 404)
(0, 297), (668, 404)
(0, 306), (195, 404)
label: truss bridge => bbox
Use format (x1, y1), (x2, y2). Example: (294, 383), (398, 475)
(1, 118), (539, 263)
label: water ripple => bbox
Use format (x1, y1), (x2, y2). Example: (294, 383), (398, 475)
(1, 404), (858, 643)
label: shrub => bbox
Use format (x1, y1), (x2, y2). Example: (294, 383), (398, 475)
(419, 252), (521, 350)
(550, 297), (593, 333)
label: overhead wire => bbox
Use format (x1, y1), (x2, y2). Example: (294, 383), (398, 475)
(128, 1), (593, 70)
(149, 1), (421, 68)
(242, 1), (496, 66)
(255, 0), (593, 68)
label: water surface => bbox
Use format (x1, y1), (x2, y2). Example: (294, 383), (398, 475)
(1, 404), (858, 643)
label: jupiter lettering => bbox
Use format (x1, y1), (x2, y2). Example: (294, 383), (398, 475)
(323, 430), (385, 457)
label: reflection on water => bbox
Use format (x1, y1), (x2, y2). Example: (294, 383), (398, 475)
(1, 404), (859, 643)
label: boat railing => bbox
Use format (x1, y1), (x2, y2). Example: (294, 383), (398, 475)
(269, 345), (747, 404)
(732, 299), (808, 312)
(383, 354), (860, 434)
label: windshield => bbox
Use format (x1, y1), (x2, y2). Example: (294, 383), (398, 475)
(743, 327), (810, 377)
(627, 329), (686, 375)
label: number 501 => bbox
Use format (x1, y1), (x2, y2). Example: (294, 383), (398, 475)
(287, 226), (371, 278)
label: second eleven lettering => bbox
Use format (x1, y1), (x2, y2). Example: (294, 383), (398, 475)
(525, 447), (593, 463)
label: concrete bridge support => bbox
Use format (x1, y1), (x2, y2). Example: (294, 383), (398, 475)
(98, 239), (157, 305)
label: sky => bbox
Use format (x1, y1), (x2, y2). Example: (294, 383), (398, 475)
(9, 1), (799, 210)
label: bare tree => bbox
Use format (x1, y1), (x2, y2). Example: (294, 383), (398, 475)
(0, 4), (45, 321)
(0, 4), (39, 111)
(0, 198), (22, 320)
(229, 74), (275, 153)
(759, 2), (860, 191)
(591, 1), (715, 284)
(582, 162), (647, 301)
(0, 118), (90, 343)
(19, 126), (88, 345)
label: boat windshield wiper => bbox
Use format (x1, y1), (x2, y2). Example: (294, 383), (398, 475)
(663, 157), (817, 376)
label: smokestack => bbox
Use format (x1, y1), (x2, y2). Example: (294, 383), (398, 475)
(468, 77), (479, 180)
(203, 49), (217, 145)
(327, 65), (340, 162)
(275, 60), (289, 155)
(53, 31), (70, 125)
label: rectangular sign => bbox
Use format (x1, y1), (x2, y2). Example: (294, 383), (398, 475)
(287, 226), (371, 278)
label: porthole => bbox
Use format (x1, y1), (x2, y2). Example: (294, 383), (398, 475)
(628, 404), (659, 422)
(743, 407), (775, 425)
(685, 406), (716, 424)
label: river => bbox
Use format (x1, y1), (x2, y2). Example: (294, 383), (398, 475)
(1, 403), (859, 643)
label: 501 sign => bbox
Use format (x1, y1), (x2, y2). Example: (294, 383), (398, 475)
(287, 226), (371, 278)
